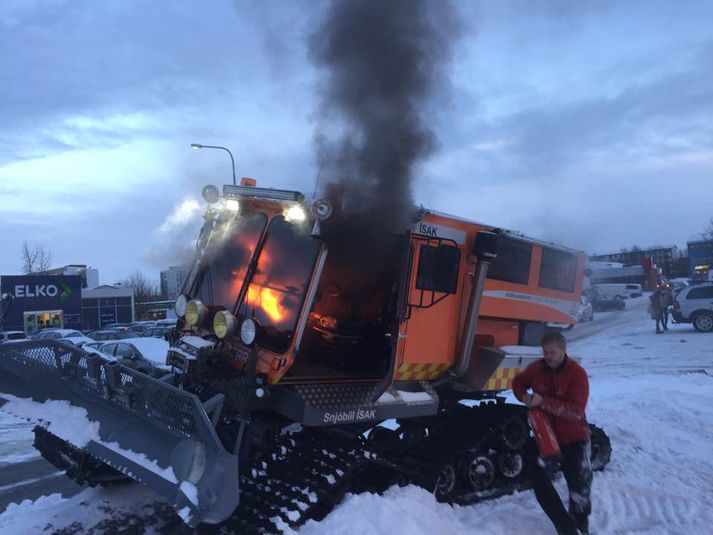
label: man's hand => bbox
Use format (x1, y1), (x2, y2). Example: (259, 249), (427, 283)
(530, 393), (543, 407)
(521, 393), (544, 408)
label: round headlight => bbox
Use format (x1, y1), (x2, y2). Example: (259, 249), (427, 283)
(201, 184), (220, 204)
(185, 299), (208, 326)
(213, 310), (237, 339)
(310, 198), (333, 220)
(175, 294), (189, 318)
(240, 318), (257, 345)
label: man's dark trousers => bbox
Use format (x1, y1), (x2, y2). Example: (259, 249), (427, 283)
(530, 440), (592, 534)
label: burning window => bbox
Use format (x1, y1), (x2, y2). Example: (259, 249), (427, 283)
(239, 216), (320, 353)
(195, 213), (267, 310)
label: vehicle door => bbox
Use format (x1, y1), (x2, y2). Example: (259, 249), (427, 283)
(115, 343), (137, 360)
(397, 236), (463, 378)
(100, 343), (118, 360)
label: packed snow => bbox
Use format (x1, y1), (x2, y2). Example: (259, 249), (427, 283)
(1, 396), (179, 485)
(1, 396), (101, 447)
(1, 295), (712, 534)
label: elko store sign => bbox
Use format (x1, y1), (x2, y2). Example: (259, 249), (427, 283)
(0, 275), (82, 331)
(14, 282), (72, 301)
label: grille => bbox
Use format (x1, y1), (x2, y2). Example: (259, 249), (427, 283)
(0, 340), (215, 447)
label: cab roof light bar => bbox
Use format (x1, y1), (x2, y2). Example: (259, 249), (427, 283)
(223, 184), (304, 202)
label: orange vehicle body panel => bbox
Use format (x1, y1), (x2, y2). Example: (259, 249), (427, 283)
(198, 201), (584, 388)
(393, 211), (585, 381)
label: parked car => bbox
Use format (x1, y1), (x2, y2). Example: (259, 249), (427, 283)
(34, 328), (93, 346)
(591, 286), (625, 311)
(103, 323), (131, 332)
(81, 341), (107, 354)
(141, 326), (170, 338)
(128, 321), (156, 334)
(577, 296), (594, 322)
(592, 283), (642, 300)
(668, 278), (690, 291)
(83, 337), (171, 373)
(672, 282), (713, 332)
(0, 331), (27, 344)
(86, 330), (134, 341)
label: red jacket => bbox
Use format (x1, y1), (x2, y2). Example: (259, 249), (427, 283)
(512, 355), (590, 445)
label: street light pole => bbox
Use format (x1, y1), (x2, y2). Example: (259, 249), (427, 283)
(190, 143), (237, 185)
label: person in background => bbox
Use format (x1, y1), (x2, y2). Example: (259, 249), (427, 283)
(512, 332), (592, 535)
(661, 288), (673, 330)
(649, 288), (666, 333)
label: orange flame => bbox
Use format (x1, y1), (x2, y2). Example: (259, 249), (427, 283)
(247, 286), (287, 322)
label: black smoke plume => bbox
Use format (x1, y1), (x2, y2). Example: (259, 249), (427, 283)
(310, 0), (462, 239)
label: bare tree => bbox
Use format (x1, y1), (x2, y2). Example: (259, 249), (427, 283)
(121, 271), (160, 303)
(704, 217), (713, 240)
(21, 241), (53, 274)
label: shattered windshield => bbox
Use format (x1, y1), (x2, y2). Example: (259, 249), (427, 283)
(239, 216), (320, 353)
(195, 212), (267, 310)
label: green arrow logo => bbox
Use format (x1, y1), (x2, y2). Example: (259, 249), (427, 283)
(59, 281), (71, 304)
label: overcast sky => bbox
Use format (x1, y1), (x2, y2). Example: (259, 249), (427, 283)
(1, 0), (711, 285)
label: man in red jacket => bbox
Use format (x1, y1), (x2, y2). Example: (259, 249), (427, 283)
(512, 331), (592, 535)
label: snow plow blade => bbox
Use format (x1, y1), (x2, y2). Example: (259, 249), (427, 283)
(0, 340), (239, 526)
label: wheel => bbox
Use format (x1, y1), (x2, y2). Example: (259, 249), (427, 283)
(500, 414), (528, 451)
(497, 451), (524, 479)
(615, 296), (625, 310)
(434, 463), (457, 501)
(692, 312), (713, 333)
(467, 454), (496, 491)
(590, 424), (611, 471)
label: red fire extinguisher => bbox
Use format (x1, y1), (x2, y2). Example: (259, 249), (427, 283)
(528, 408), (561, 460)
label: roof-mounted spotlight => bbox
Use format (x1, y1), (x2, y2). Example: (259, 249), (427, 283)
(311, 198), (333, 220)
(284, 205), (306, 223)
(202, 184), (220, 204)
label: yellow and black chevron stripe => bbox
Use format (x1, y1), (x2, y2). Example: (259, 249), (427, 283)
(395, 362), (451, 381)
(482, 367), (522, 391)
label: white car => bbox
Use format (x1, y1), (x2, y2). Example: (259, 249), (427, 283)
(592, 283), (642, 300)
(672, 283), (713, 332)
(34, 329), (93, 347)
(83, 337), (171, 372)
(0, 331), (27, 344)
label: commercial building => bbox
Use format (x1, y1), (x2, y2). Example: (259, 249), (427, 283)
(35, 264), (99, 289)
(80, 285), (135, 331)
(687, 238), (713, 281)
(1, 274), (135, 334)
(0, 275), (83, 334)
(590, 246), (680, 279)
(160, 266), (188, 300)
(590, 264), (647, 285)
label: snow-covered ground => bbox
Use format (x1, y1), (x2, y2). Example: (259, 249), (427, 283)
(1, 295), (712, 534)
